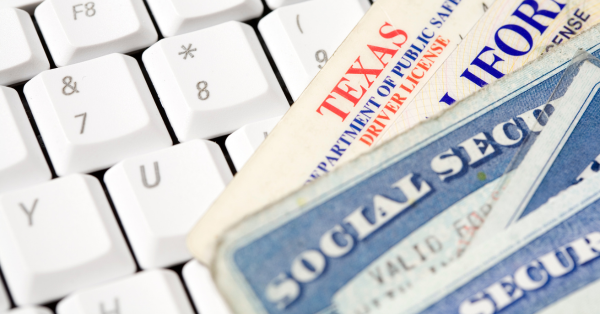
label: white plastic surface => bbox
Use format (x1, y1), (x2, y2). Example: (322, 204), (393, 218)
(0, 8), (49, 85)
(104, 140), (232, 269)
(24, 53), (172, 176)
(0, 1), (43, 14)
(146, 0), (264, 37)
(4, 306), (53, 314)
(57, 269), (195, 314)
(143, 21), (289, 141)
(265, 0), (309, 9)
(182, 260), (232, 314)
(35, 0), (157, 66)
(0, 174), (136, 306)
(226, 115), (282, 171)
(0, 86), (51, 194)
(259, 0), (369, 100)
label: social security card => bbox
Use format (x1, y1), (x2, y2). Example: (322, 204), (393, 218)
(373, 154), (600, 314)
(475, 54), (600, 245)
(333, 50), (600, 314)
(211, 26), (600, 314)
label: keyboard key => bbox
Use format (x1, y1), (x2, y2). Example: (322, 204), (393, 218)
(259, 0), (369, 100)
(5, 306), (53, 314)
(0, 86), (51, 194)
(265, 0), (307, 9)
(104, 140), (232, 269)
(0, 8), (49, 85)
(24, 53), (172, 176)
(143, 21), (289, 141)
(35, 0), (157, 67)
(57, 269), (195, 314)
(182, 260), (232, 314)
(0, 1), (43, 14)
(0, 174), (136, 306)
(146, 0), (264, 37)
(226, 115), (282, 171)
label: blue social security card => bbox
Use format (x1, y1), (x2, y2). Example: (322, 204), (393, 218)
(210, 25), (600, 314)
(376, 153), (600, 314)
(331, 49), (600, 314)
(340, 51), (600, 314)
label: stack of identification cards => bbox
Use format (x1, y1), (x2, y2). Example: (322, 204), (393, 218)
(187, 0), (600, 267)
(334, 52), (600, 314)
(207, 25), (600, 314)
(368, 160), (600, 314)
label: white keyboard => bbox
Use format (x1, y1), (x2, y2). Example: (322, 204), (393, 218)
(0, 0), (370, 312)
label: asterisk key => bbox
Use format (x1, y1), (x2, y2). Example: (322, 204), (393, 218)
(179, 44), (197, 59)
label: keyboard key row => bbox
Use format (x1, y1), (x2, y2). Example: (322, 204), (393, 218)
(0, 264), (229, 313)
(18, 21), (289, 174)
(0, 266), (232, 314)
(0, 138), (232, 305)
(1, 0), (311, 18)
(0, 2), (367, 180)
(0, 0), (268, 74)
(0, 0), (369, 91)
(2, 18), (294, 184)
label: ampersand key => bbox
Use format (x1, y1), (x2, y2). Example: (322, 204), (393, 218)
(62, 76), (79, 96)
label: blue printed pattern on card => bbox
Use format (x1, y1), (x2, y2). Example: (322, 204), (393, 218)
(422, 196), (600, 314)
(231, 63), (566, 314)
(519, 89), (600, 218)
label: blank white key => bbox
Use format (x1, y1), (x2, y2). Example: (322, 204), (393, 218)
(226, 115), (282, 171)
(0, 1), (43, 14)
(0, 8), (49, 85)
(0, 174), (136, 306)
(0, 86), (51, 194)
(5, 306), (53, 314)
(24, 53), (172, 176)
(146, 0), (264, 37)
(259, 0), (369, 100)
(104, 140), (232, 269)
(143, 21), (289, 141)
(183, 260), (232, 314)
(57, 269), (194, 314)
(35, 0), (157, 67)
